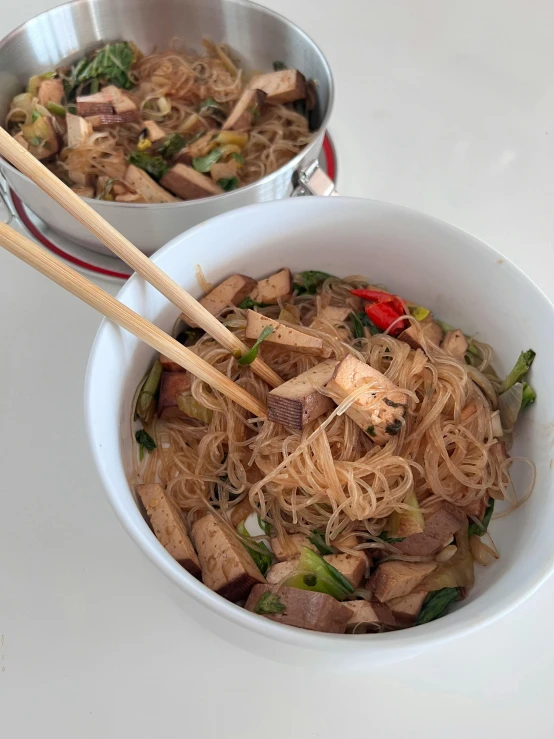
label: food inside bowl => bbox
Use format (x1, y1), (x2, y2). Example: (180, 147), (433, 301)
(4, 41), (315, 203)
(132, 269), (536, 633)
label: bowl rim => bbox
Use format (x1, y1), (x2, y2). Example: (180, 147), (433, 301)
(85, 196), (554, 653)
(0, 0), (335, 210)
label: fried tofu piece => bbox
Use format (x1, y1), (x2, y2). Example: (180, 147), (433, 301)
(142, 119), (167, 143)
(345, 601), (396, 630)
(399, 317), (443, 351)
(387, 591), (427, 623)
(157, 371), (192, 418)
(324, 552), (367, 588)
(185, 273), (257, 328)
(124, 164), (178, 204)
(249, 69), (306, 104)
(136, 483), (200, 577)
(266, 558), (298, 585)
(251, 268), (292, 304)
(222, 89), (266, 130)
(311, 305), (351, 339)
(76, 91), (114, 117)
(101, 84), (138, 114)
(37, 78), (64, 107)
(267, 359), (336, 429)
(441, 329), (469, 360)
(192, 514), (265, 600)
(245, 310), (330, 356)
(325, 355), (408, 444)
(66, 113), (93, 148)
(271, 533), (317, 561)
(395, 507), (463, 557)
(371, 561), (438, 602)
(159, 353), (183, 373)
(160, 163), (223, 200)
(246, 585), (352, 633)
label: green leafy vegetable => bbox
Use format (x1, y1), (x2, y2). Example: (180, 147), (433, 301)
(366, 425), (376, 437)
(238, 297), (269, 310)
(237, 325), (275, 365)
(135, 429), (157, 461)
(308, 530), (338, 556)
(135, 359), (163, 425)
(157, 133), (186, 158)
(192, 147), (223, 173)
(468, 499), (495, 537)
(128, 151), (169, 181)
(284, 546), (354, 601)
(500, 349), (536, 393)
(253, 591), (286, 615)
(416, 587), (459, 625)
(257, 514), (271, 535)
(350, 311), (380, 338)
(217, 176), (239, 191)
(237, 521), (273, 576)
(31, 109), (41, 122)
(293, 271), (336, 295)
(67, 42), (137, 97)
(230, 152), (245, 164)
(521, 382), (537, 410)
(272, 61), (287, 71)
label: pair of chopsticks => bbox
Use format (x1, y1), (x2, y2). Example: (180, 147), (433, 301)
(0, 127), (283, 418)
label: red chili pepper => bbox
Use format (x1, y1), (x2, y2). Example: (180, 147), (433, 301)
(365, 302), (406, 335)
(351, 288), (407, 315)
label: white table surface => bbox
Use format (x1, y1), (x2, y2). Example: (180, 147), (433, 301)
(1, 1), (553, 736)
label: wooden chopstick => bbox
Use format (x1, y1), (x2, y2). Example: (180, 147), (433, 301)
(0, 128), (283, 389)
(0, 222), (266, 418)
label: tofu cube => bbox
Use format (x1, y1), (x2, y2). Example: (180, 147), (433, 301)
(249, 69), (307, 104)
(185, 274), (257, 328)
(395, 507), (463, 557)
(192, 514), (265, 600)
(371, 561), (438, 602)
(245, 310), (330, 357)
(387, 591), (427, 623)
(66, 113), (93, 148)
(324, 552), (367, 588)
(251, 269), (292, 304)
(345, 600), (395, 630)
(245, 585), (352, 633)
(37, 78), (64, 107)
(124, 164), (178, 204)
(267, 359), (337, 429)
(157, 372), (192, 418)
(325, 354), (408, 444)
(136, 483), (200, 577)
(160, 163), (223, 201)
(399, 318), (443, 351)
(271, 533), (317, 562)
(266, 558), (298, 585)
(142, 119), (167, 143)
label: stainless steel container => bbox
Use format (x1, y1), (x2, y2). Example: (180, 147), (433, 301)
(0, 0), (333, 255)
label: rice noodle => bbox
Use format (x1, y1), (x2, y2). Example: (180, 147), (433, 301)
(12, 40), (312, 192)
(137, 274), (534, 557)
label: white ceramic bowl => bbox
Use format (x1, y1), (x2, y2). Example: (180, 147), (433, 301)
(85, 197), (554, 668)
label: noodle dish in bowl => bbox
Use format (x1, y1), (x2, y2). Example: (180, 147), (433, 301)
(86, 197), (550, 664)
